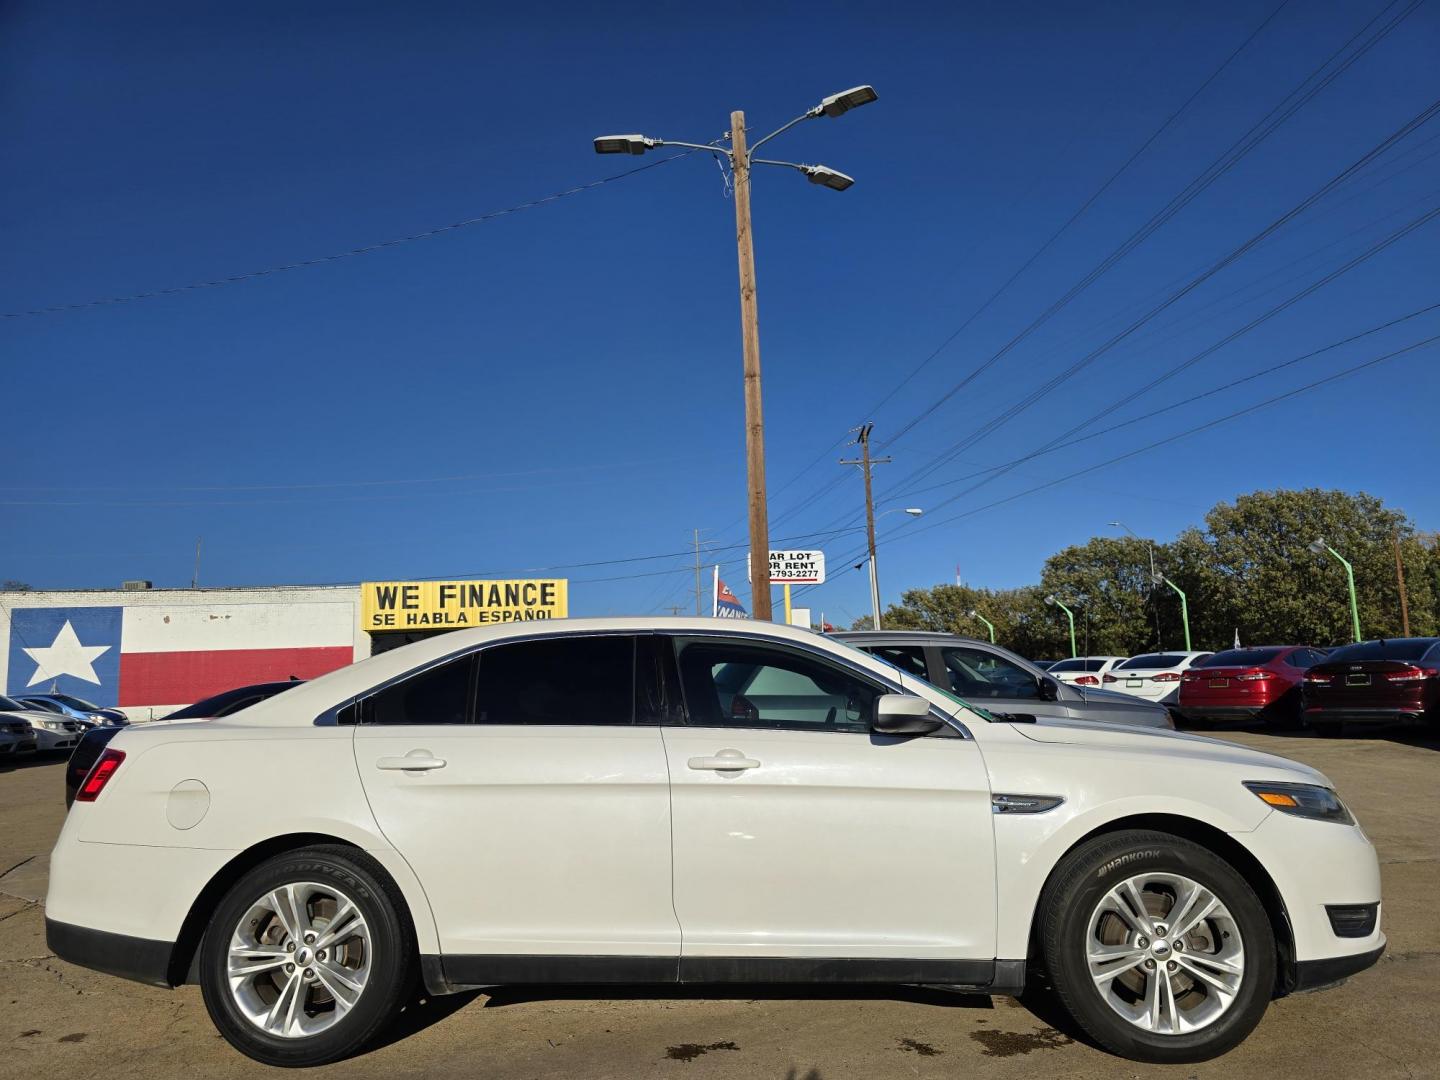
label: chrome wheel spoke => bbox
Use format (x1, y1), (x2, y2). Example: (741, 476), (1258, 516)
(1088, 942), (1147, 985)
(314, 900), (361, 951)
(1119, 879), (1157, 935)
(267, 884), (309, 942)
(1176, 953), (1243, 995)
(228, 942), (289, 979)
(264, 973), (307, 1038)
(314, 959), (364, 1009)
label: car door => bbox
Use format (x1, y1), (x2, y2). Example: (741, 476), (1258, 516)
(354, 633), (680, 973)
(660, 635), (996, 975)
(932, 643), (1073, 722)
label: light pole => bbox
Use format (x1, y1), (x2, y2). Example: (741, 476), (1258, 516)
(968, 608), (996, 644)
(595, 85), (877, 621)
(1152, 572), (1192, 651)
(1108, 521), (1157, 579)
(861, 506), (923, 629)
(1310, 538), (1362, 643)
(1045, 594), (1077, 658)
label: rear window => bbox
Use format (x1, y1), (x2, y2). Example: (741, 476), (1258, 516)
(1326, 640), (1438, 663)
(1117, 654), (1189, 670)
(1049, 658), (1111, 672)
(1198, 649), (1283, 667)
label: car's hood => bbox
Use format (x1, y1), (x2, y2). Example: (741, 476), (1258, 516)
(1071, 686), (1163, 708)
(1013, 717), (1330, 785)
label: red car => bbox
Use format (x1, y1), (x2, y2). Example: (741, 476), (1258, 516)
(1176, 646), (1328, 727)
(1302, 637), (1440, 735)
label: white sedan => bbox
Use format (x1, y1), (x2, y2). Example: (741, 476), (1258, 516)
(1046, 655), (1127, 688)
(47, 619), (1382, 1067)
(1103, 651), (1214, 703)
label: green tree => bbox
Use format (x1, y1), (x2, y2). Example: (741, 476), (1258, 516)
(1038, 537), (1163, 655)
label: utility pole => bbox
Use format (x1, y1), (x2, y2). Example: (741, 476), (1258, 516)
(191, 536), (202, 590)
(840, 423), (891, 629)
(1394, 530), (1411, 636)
(731, 111), (773, 621)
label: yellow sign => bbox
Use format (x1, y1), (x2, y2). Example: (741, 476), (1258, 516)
(361, 579), (568, 633)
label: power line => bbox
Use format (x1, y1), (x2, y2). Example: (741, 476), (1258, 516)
(878, 0), (1422, 452)
(798, 331), (1440, 597)
(0, 152), (697, 320)
(883, 92), (1440, 502)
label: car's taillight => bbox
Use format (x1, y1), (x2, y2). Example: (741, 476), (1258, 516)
(1384, 666), (1439, 683)
(1102, 674), (1118, 683)
(1152, 672), (1182, 682)
(76, 749), (125, 802)
(1304, 671), (1333, 684)
(1235, 669), (1275, 681)
(1181, 671), (1201, 682)
(1075, 675), (1099, 685)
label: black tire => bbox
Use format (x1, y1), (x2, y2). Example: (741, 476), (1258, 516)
(199, 845), (417, 1067)
(1039, 830), (1276, 1064)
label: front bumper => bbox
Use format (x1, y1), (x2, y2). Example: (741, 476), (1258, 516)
(46, 918), (175, 987)
(1291, 943), (1386, 993)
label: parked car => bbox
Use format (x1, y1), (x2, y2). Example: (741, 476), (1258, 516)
(1, 715), (38, 758)
(1176, 647), (1326, 728)
(1302, 637), (1440, 734)
(19, 693), (128, 727)
(838, 631), (1170, 729)
(1103, 652), (1214, 705)
(164, 680), (304, 721)
(50, 618), (1382, 1066)
(64, 726), (124, 807)
(0, 694), (82, 753)
(1047, 655), (1128, 688)
(1031, 659), (1061, 671)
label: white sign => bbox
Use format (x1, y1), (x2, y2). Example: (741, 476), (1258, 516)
(789, 606), (812, 628)
(766, 550), (826, 585)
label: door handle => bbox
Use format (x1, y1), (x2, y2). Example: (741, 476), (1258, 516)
(376, 750), (447, 772)
(688, 748), (760, 771)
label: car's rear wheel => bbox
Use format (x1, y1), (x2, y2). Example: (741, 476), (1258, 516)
(1040, 830), (1275, 1063)
(199, 846), (416, 1067)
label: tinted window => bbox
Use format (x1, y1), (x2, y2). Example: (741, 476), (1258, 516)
(368, 655), (474, 725)
(0, 696), (27, 712)
(1325, 640), (1438, 663)
(1117, 654), (1190, 670)
(1198, 649), (1283, 667)
(863, 645), (929, 678)
(676, 642), (880, 733)
(474, 636), (635, 725)
(941, 647), (1039, 700)
(19, 698), (62, 712)
(165, 681), (300, 720)
(51, 694), (100, 710)
(1048, 658), (1110, 672)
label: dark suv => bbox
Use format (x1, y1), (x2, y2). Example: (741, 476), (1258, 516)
(834, 631), (1172, 729)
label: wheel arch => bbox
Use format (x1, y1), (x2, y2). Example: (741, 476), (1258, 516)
(1027, 813), (1295, 994)
(165, 832), (436, 988)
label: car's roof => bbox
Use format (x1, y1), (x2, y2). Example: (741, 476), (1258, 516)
(833, 630), (993, 646)
(230, 618), (869, 727)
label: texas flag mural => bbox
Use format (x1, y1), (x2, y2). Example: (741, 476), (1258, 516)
(4, 603), (357, 709)
(712, 567), (748, 619)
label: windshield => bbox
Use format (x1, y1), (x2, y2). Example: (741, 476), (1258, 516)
(1117, 654), (1190, 670)
(1326, 640), (1437, 663)
(1198, 648), (1283, 667)
(832, 639), (996, 722)
(0, 696), (28, 712)
(51, 694), (101, 710)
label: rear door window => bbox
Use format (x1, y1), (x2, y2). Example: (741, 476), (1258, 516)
(474, 636), (636, 725)
(367, 654), (475, 725)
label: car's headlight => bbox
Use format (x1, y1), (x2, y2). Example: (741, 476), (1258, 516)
(1243, 781), (1353, 825)
(38, 720), (61, 731)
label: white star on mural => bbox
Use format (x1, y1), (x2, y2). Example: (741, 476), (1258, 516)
(22, 620), (111, 687)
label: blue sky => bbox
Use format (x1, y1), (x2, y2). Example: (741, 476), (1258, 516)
(3, 0), (1438, 624)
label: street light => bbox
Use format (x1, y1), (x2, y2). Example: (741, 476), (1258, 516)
(1151, 571), (1192, 652)
(1310, 538), (1362, 643)
(968, 608), (996, 644)
(1108, 521), (1157, 580)
(862, 507), (922, 629)
(594, 86), (877, 620)
(1044, 594), (1078, 658)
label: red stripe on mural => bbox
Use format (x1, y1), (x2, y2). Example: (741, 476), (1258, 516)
(118, 646), (354, 707)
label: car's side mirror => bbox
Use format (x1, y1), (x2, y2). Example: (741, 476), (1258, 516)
(1037, 677), (1060, 702)
(872, 694), (944, 736)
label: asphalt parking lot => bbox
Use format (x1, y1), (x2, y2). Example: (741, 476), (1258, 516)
(2, 728), (1437, 1080)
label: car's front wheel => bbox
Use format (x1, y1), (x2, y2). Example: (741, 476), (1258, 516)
(199, 845), (416, 1067)
(1039, 830), (1275, 1063)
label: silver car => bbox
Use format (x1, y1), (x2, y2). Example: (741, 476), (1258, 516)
(834, 631), (1172, 729)
(1, 716), (38, 757)
(0, 695), (82, 753)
